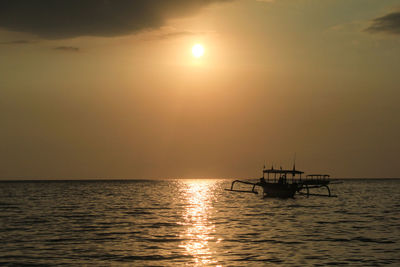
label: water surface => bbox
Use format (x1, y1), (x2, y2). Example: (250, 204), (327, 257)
(1, 179), (399, 266)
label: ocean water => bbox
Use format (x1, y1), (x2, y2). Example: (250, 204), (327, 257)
(0, 179), (399, 266)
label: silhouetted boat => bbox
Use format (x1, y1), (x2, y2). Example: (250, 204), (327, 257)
(225, 166), (336, 198)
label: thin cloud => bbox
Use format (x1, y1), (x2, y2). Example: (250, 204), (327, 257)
(157, 31), (199, 40)
(0, 0), (230, 39)
(54, 46), (80, 52)
(145, 27), (213, 41)
(0, 39), (31, 44)
(366, 11), (400, 35)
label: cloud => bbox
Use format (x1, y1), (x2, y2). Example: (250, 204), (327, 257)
(0, 0), (229, 39)
(140, 26), (213, 41)
(156, 30), (200, 40)
(366, 11), (400, 35)
(54, 46), (80, 52)
(0, 39), (31, 44)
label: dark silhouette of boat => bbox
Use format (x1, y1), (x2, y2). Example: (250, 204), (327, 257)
(225, 165), (336, 198)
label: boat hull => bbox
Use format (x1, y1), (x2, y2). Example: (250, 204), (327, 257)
(261, 183), (298, 198)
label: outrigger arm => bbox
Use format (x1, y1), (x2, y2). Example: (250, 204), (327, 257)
(224, 180), (259, 194)
(297, 184), (336, 197)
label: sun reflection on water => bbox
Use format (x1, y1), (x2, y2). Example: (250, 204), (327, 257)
(179, 179), (219, 266)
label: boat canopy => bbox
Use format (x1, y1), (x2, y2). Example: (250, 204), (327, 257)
(263, 168), (304, 175)
(307, 174), (330, 178)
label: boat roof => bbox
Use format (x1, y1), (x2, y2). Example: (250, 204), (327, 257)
(307, 174), (330, 177)
(263, 168), (304, 174)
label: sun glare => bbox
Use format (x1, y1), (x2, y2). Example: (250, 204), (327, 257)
(192, 44), (204, 58)
(179, 180), (218, 265)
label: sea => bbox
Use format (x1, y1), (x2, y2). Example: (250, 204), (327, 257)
(0, 179), (399, 266)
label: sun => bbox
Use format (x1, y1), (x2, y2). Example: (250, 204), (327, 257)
(192, 44), (204, 58)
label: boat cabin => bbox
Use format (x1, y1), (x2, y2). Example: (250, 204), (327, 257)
(263, 167), (304, 184)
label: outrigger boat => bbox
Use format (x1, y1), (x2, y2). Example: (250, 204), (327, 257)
(225, 165), (336, 198)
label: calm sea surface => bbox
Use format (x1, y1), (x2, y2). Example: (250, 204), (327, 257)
(0, 179), (399, 266)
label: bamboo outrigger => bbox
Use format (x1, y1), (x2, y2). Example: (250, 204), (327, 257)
(225, 165), (337, 198)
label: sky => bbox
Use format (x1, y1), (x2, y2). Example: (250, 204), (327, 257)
(0, 0), (399, 179)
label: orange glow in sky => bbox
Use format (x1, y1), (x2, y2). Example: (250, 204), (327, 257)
(0, 1), (399, 179)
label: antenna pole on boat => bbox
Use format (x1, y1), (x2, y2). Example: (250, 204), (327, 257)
(292, 152), (297, 181)
(293, 152), (297, 171)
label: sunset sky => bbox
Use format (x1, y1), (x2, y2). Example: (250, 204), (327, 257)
(1, 0), (399, 179)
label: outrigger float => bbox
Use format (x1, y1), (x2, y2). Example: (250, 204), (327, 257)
(225, 166), (337, 198)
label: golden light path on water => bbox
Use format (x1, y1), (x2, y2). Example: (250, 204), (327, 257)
(178, 180), (222, 266)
